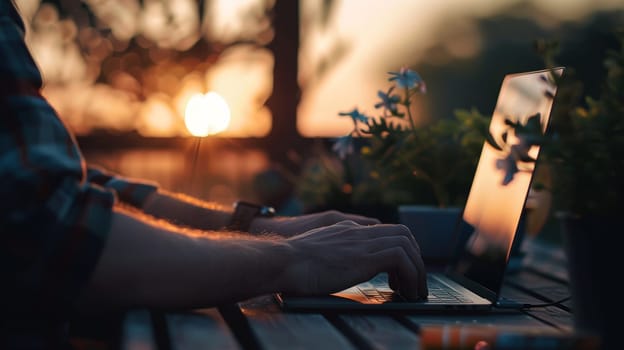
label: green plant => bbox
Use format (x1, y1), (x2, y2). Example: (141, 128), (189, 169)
(549, 34), (624, 216)
(486, 33), (624, 217)
(296, 68), (490, 213)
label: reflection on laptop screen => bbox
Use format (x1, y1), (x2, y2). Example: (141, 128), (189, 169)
(451, 68), (564, 294)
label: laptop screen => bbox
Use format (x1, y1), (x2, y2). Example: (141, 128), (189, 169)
(450, 68), (564, 296)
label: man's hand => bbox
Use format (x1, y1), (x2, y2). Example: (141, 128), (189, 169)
(249, 210), (381, 237)
(278, 220), (428, 300)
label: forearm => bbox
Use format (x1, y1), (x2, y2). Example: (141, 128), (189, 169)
(76, 207), (292, 312)
(140, 189), (233, 231)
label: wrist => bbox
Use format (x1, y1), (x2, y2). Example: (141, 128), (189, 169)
(248, 216), (276, 234)
(141, 190), (231, 230)
(226, 201), (275, 232)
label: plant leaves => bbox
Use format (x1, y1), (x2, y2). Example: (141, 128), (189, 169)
(485, 132), (503, 151)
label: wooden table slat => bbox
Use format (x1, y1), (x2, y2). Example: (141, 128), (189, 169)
(406, 309), (546, 329)
(239, 296), (356, 350)
(167, 308), (241, 350)
(521, 238), (569, 283)
(499, 286), (573, 331)
(504, 270), (571, 308)
(337, 315), (421, 350)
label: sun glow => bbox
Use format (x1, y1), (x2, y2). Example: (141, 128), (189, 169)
(184, 92), (231, 136)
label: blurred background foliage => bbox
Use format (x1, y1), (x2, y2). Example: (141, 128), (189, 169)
(13, 0), (624, 216)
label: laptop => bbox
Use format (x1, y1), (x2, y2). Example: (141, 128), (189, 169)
(275, 67), (565, 312)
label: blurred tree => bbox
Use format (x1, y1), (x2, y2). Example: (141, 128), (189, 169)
(264, 0), (309, 172)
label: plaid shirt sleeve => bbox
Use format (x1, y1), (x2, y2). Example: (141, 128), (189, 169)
(0, 1), (117, 320)
(86, 166), (158, 209)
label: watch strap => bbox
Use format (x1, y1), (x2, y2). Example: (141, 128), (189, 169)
(226, 201), (275, 232)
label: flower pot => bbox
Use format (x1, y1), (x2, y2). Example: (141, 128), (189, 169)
(398, 205), (464, 267)
(559, 213), (616, 349)
(399, 205), (529, 272)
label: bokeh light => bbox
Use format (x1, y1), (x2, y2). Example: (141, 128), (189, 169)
(184, 92), (231, 136)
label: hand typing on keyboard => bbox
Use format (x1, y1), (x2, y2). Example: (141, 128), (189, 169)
(281, 220), (428, 300)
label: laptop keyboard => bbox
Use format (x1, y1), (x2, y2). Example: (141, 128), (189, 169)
(426, 275), (475, 303)
(357, 274), (475, 304)
(358, 288), (396, 303)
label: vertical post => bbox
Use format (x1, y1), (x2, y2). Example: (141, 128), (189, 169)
(265, 0), (309, 173)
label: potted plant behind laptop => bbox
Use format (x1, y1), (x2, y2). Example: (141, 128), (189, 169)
(488, 37), (624, 349)
(545, 36), (622, 350)
(296, 67), (489, 266)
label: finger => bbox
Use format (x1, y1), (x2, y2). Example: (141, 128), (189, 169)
(366, 236), (425, 284)
(321, 223), (388, 241)
(372, 247), (427, 300)
(336, 224), (423, 274)
(394, 245), (428, 300)
(388, 271), (399, 292)
(365, 224), (422, 256)
(292, 221), (376, 243)
(395, 232), (428, 298)
(367, 236), (428, 298)
(321, 210), (380, 226)
(343, 213), (381, 225)
(394, 224), (421, 254)
(334, 220), (363, 227)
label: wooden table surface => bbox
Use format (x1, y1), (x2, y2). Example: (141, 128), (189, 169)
(116, 238), (589, 350)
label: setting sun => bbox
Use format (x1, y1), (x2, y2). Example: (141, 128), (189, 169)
(184, 92), (231, 137)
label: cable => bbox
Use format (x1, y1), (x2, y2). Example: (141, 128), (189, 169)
(495, 296), (571, 309)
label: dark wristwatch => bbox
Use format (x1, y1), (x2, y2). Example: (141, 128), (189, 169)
(226, 200), (276, 232)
